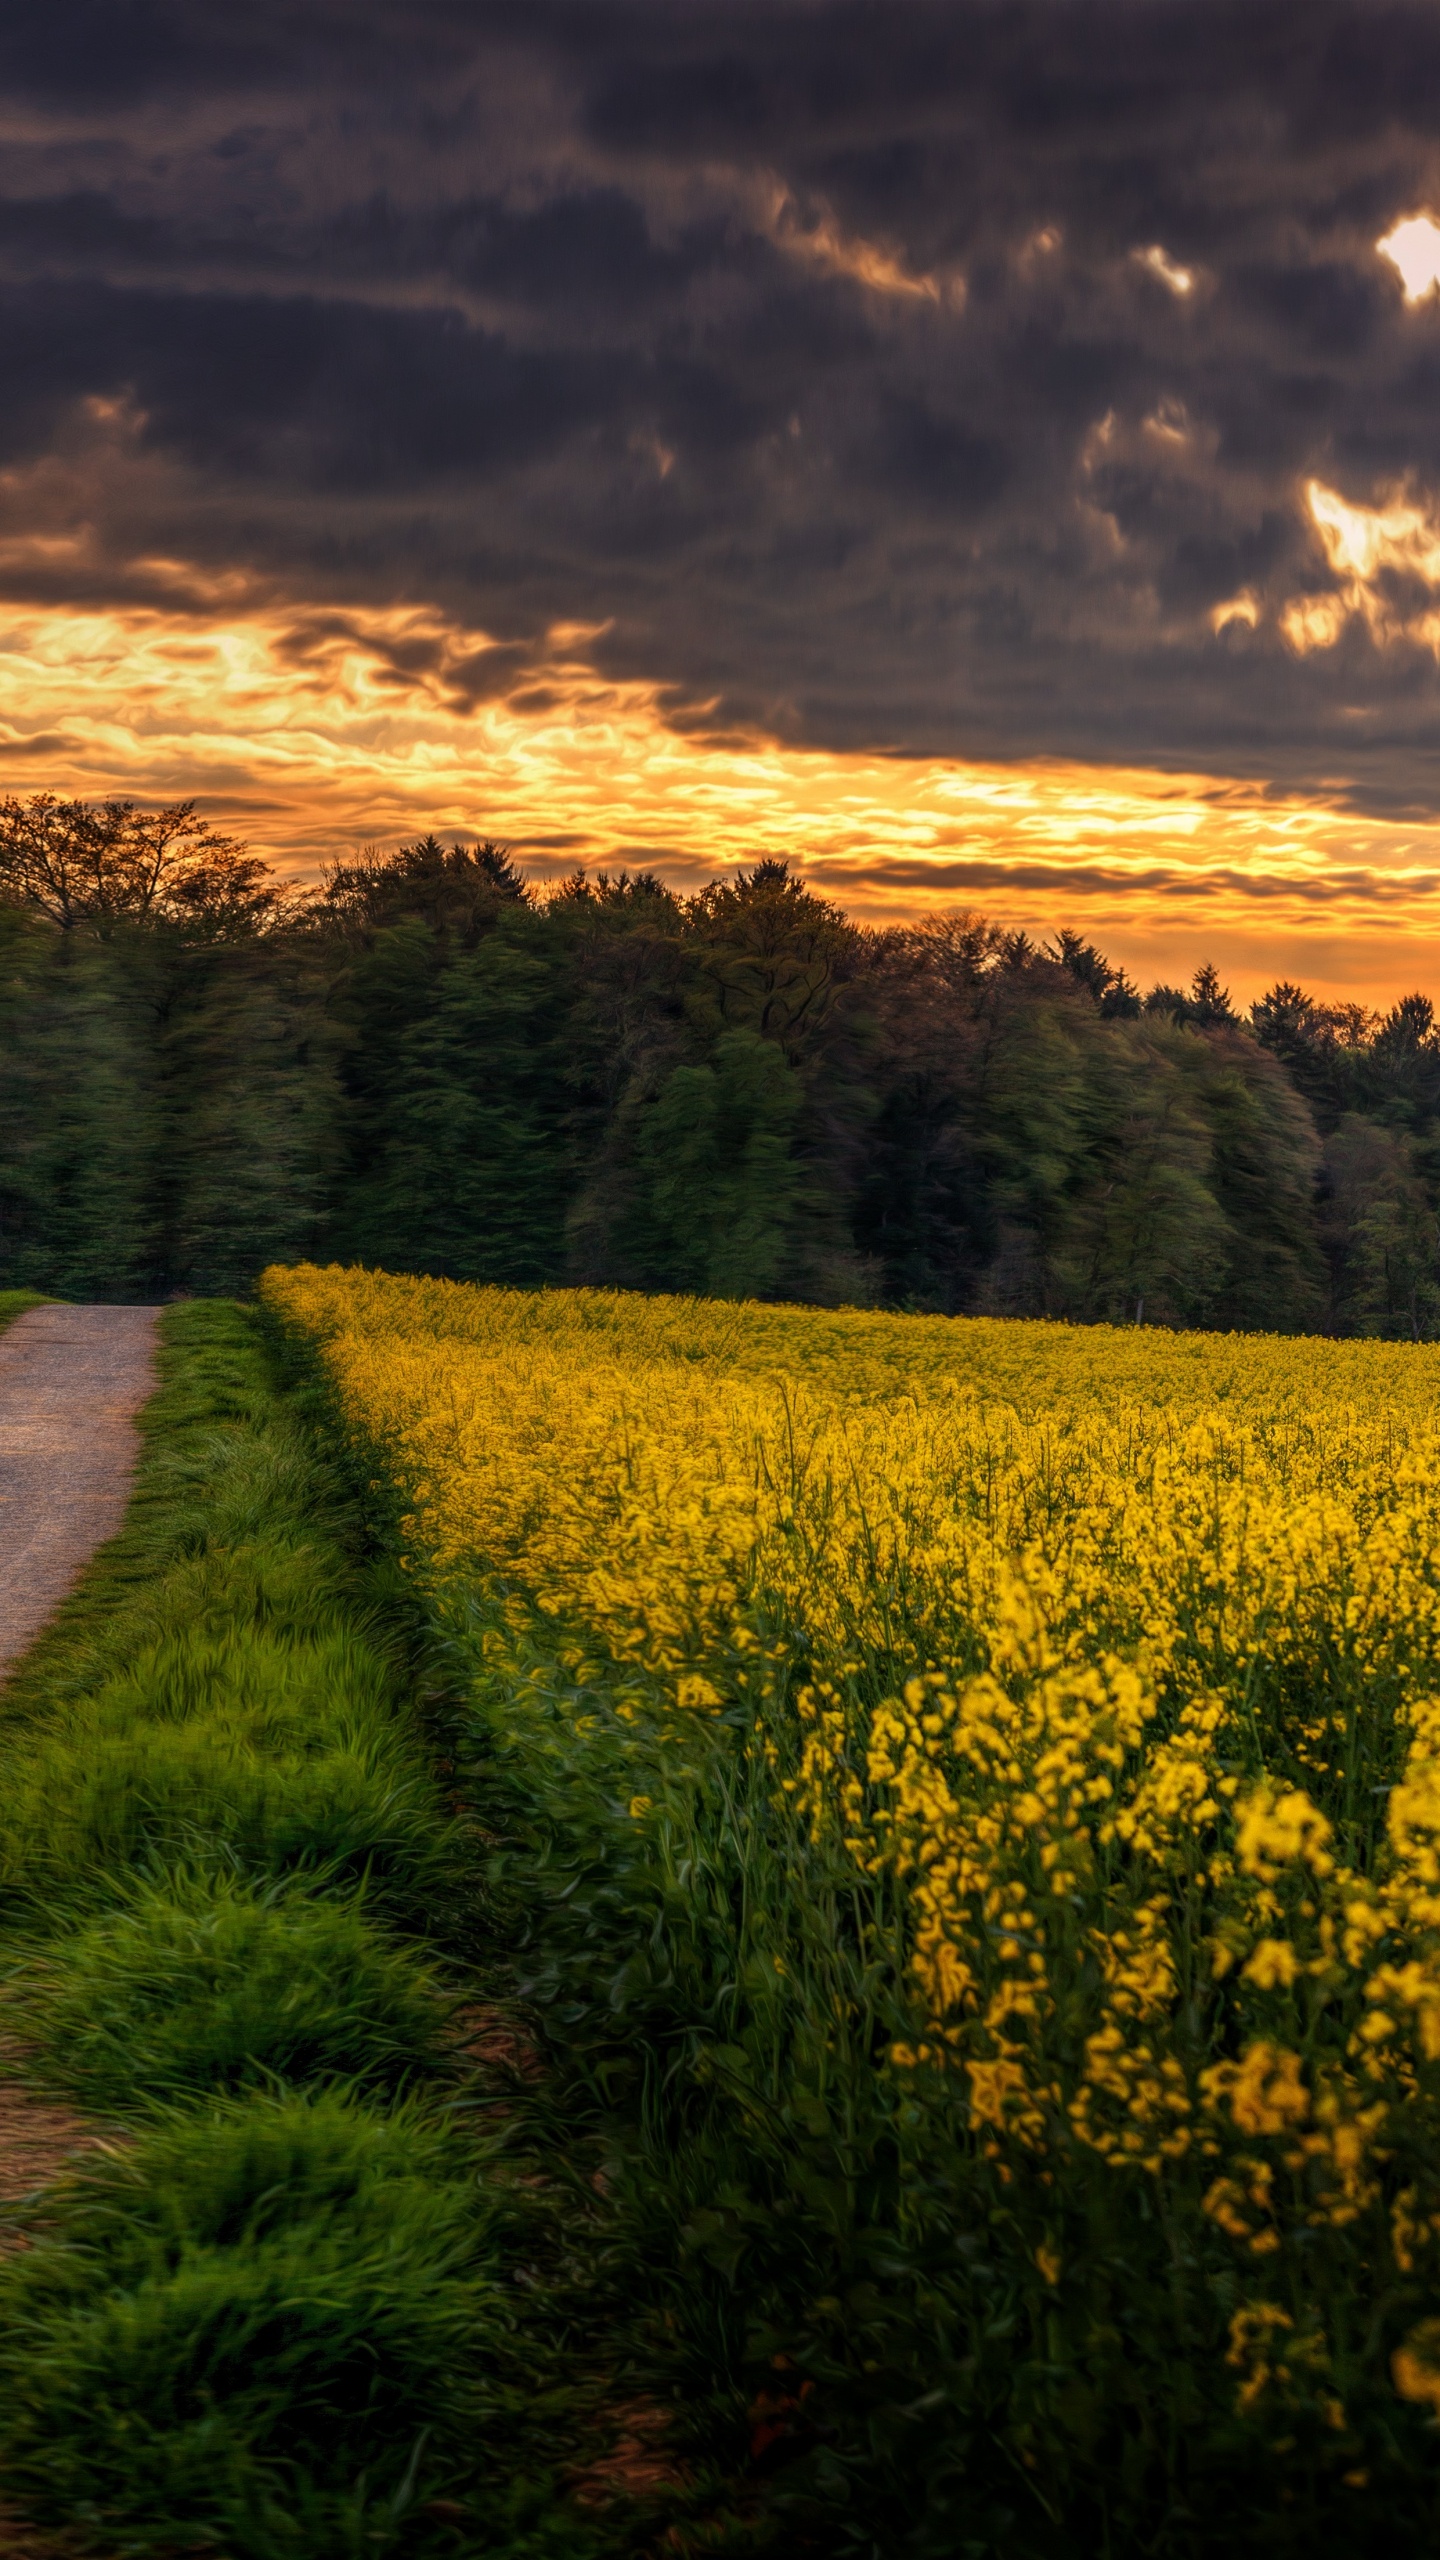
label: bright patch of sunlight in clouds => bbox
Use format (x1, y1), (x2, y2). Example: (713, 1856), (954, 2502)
(1210, 591), (1260, 633)
(1133, 244), (1194, 295)
(1379, 213), (1440, 301)
(764, 183), (958, 303)
(1282, 479), (1440, 655)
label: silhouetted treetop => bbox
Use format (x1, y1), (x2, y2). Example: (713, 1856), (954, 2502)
(0, 795), (285, 939)
(312, 835), (530, 944)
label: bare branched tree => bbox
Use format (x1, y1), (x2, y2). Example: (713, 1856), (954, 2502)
(0, 795), (289, 937)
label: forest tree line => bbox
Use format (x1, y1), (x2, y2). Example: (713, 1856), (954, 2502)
(1, 790), (1438, 1336)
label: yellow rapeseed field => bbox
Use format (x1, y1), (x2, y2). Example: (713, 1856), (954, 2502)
(265, 1261), (1440, 2476)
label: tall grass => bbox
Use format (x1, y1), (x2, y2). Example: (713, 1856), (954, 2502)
(7, 1873), (458, 2109)
(0, 1310), (468, 1944)
(0, 2093), (502, 2556)
(0, 1305), (604, 2558)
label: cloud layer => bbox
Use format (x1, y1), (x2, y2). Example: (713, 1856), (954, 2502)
(6, 0), (1440, 809)
(15, 0), (1440, 1002)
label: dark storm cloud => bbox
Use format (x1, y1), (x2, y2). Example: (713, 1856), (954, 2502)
(11, 1), (1440, 801)
(828, 858), (1440, 906)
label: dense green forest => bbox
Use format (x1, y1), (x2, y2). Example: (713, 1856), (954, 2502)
(2, 790), (1438, 1335)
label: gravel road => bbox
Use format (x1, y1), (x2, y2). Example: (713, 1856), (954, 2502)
(0, 1303), (160, 1678)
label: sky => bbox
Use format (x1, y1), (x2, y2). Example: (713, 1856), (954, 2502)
(10, 3), (1440, 999)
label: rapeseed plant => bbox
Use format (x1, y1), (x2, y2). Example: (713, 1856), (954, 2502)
(267, 1263), (1440, 2551)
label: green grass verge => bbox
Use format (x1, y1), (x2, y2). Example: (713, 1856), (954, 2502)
(0, 1289), (46, 1332)
(8, 1873), (459, 2110)
(0, 1304), (600, 2559)
(0, 2094), (499, 2557)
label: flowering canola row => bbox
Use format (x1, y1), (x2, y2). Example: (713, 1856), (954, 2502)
(264, 1263), (1440, 2463)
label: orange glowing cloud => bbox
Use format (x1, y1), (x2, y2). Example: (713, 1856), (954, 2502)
(1277, 478), (1440, 657)
(762, 180), (960, 304)
(1132, 243), (1195, 296)
(6, 572), (1440, 1004)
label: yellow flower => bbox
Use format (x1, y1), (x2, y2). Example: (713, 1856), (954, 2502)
(677, 1674), (723, 1709)
(1202, 2042), (1309, 2138)
(1393, 2321), (1440, 2416)
(259, 1256), (1440, 2415)
(1241, 1939), (1301, 1991)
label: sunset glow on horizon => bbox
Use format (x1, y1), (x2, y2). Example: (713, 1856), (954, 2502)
(11, 11), (1440, 1015)
(8, 581), (1440, 1004)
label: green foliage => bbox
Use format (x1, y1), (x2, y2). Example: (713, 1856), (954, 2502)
(159, 941), (340, 1294)
(352, 912), (569, 1284)
(6, 800), (1440, 1331)
(1064, 1021), (1221, 1324)
(1193, 1030), (1326, 1329)
(0, 2092), (501, 2556)
(0, 1303), (608, 2555)
(1323, 1112), (1440, 1339)
(0, 917), (165, 1296)
(1058, 1021), (1325, 1331)
(626, 1028), (805, 1298)
(0, 906), (332, 1300)
(6, 1873), (457, 2109)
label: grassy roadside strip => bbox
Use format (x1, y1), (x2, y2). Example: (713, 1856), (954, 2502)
(0, 1292), (47, 1332)
(0, 1302), (606, 2560)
